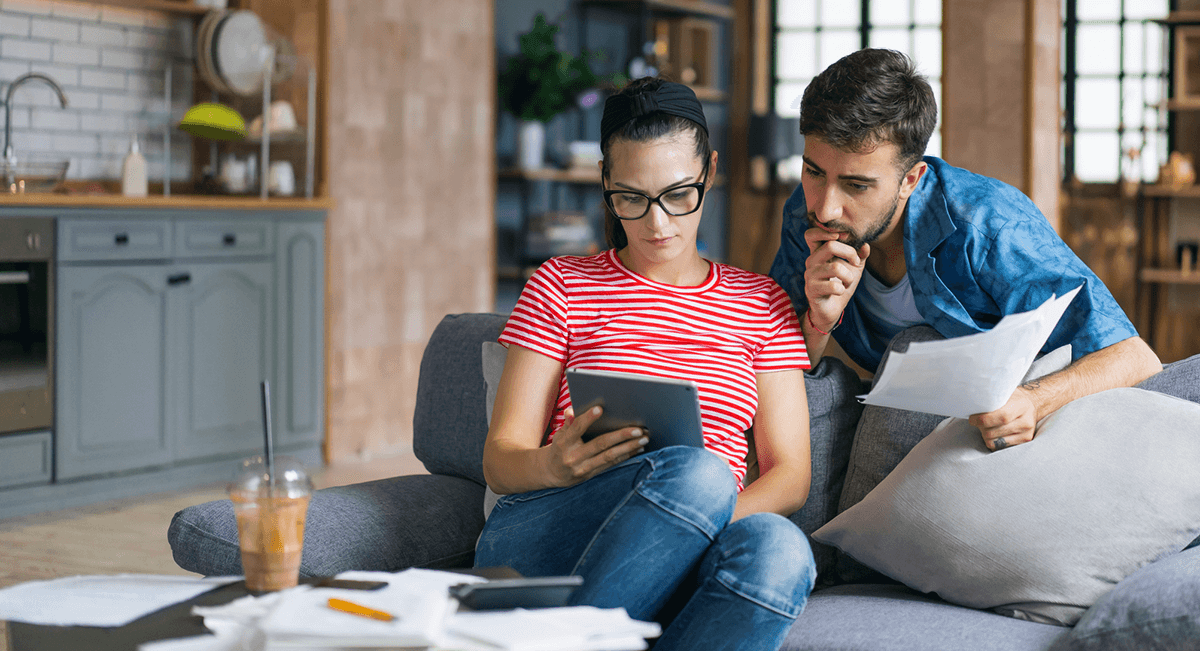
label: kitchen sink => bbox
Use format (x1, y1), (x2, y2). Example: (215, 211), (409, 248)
(1, 158), (69, 194)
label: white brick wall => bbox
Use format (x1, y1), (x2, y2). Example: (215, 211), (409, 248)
(0, 0), (194, 181)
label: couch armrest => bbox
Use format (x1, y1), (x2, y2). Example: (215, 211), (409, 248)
(413, 313), (508, 486)
(169, 474), (486, 576)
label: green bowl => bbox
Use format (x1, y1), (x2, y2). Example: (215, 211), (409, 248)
(179, 103), (247, 141)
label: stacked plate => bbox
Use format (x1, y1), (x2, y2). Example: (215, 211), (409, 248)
(196, 10), (276, 97)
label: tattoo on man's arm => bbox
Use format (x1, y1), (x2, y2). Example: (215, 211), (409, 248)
(1021, 379), (1042, 391)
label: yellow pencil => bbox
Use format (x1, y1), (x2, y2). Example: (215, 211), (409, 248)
(327, 597), (397, 622)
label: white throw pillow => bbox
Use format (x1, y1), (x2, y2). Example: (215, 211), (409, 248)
(813, 387), (1200, 626)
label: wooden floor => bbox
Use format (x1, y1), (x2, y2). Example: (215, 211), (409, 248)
(0, 451), (428, 650)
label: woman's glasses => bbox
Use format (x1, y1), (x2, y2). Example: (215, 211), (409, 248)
(603, 161), (710, 221)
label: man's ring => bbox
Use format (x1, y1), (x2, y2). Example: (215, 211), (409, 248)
(993, 437), (1008, 451)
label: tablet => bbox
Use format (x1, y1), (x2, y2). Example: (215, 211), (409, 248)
(449, 576), (583, 610)
(565, 369), (705, 452)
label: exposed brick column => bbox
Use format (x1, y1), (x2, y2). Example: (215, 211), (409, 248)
(324, 0), (496, 462)
(942, 0), (1061, 231)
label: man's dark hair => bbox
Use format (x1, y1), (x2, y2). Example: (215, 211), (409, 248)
(800, 49), (937, 171)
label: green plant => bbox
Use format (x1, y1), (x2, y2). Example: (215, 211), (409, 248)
(499, 14), (615, 123)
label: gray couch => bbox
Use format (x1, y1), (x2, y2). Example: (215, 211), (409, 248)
(170, 312), (1200, 651)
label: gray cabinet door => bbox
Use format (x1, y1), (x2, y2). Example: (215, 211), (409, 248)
(171, 261), (274, 461)
(274, 221), (325, 445)
(56, 265), (172, 479)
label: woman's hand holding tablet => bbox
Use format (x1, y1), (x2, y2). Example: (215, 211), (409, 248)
(540, 401), (650, 488)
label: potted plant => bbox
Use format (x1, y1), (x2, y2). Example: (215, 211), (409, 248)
(499, 14), (613, 170)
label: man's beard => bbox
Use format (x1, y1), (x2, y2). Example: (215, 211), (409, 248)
(806, 190), (901, 249)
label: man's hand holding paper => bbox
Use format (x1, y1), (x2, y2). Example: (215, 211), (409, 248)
(861, 286), (1084, 445)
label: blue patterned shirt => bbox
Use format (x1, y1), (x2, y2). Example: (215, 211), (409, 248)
(768, 156), (1138, 372)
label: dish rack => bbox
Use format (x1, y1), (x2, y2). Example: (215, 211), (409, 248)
(161, 25), (317, 200)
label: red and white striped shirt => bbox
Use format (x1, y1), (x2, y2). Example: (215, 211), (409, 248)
(499, 250), (809, 489)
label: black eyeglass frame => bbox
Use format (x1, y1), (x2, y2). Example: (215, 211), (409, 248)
(602, 160), (711, 221)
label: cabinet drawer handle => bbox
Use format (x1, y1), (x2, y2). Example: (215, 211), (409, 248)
(167, 273), (191, 286)
(223, 233), (237, 246)
(114, 233), (129, 246)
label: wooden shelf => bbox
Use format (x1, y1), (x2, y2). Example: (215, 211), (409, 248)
(499, 167), (603, 184)
(1155, 11), (1200, 25)
(0, 192), (332, 210)
(585, 0), (735, 20)
(1140, 268), (1200, 285)
(244, 131), (308, 145)
(499, 167), (727, 187)
(76, 0), (211, 15)
(1166, 100), (1200, 111)
(1141, 184), (1200, 198)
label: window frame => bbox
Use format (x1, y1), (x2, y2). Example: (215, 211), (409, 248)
(770, 0), (943, 158)
(1061, 0), (1175, 184)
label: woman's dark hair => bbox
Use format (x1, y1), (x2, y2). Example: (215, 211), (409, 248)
(799, 49), (937, 172)
(600, 77), (712, 250)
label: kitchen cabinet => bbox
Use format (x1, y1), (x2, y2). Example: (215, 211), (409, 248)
(171, 260), (274, 462)
(0, 432), (52, 490)
(273, 220), (325, 446)
(52, 210), (323, 482)
(56, 264), (173, 479)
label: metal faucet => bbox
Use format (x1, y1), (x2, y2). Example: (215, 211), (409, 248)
(3, 73), (69, 164)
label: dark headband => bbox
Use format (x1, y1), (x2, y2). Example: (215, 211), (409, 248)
(600, 81), (708, 147)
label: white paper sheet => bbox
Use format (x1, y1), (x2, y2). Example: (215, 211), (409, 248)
(861, 286), (1083, 418)
(445, 606), (661, 651)
(0, 574), (238, 627)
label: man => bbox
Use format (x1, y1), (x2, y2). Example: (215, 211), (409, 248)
(768, 48), (1163, 452)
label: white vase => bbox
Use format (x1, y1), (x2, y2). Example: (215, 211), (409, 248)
(517, 120), (546, 171)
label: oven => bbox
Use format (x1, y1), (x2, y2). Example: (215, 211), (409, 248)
(0, 217), (53, 436)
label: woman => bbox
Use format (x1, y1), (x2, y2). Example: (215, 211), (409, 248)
(476, 78), (816, 651)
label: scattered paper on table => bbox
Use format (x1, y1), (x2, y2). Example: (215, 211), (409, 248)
(444, 606), (661, 651)
(861, 286), (1082, 419)
(262, 569), (482, 646)
(7, 569), (663, 651)
(192, 569), (485, 649)
(0, 574), (238, 627)
(137, 622), (246, 651)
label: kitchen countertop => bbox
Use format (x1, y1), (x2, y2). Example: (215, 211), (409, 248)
(0, 193), (333, 211)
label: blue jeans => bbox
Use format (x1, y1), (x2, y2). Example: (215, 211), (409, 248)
(474, 446), (816, 651)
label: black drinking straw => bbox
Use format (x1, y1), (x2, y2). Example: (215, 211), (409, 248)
(261, 380), (275, 493)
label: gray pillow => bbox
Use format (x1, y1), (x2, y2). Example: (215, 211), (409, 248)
(1049, 544), (1200, 651)
(481, 341), (508, 519)
(483, 341), (507, 425)
(839, 335), (1073, 516)
(812, 387), (1200, 626)
(833, 338), (1072, 582)
(784, 357), (868, 586)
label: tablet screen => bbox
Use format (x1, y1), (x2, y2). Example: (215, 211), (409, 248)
(566, 369), (705, 452)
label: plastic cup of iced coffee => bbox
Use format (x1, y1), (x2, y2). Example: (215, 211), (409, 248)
(229, 455), (312, 592)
